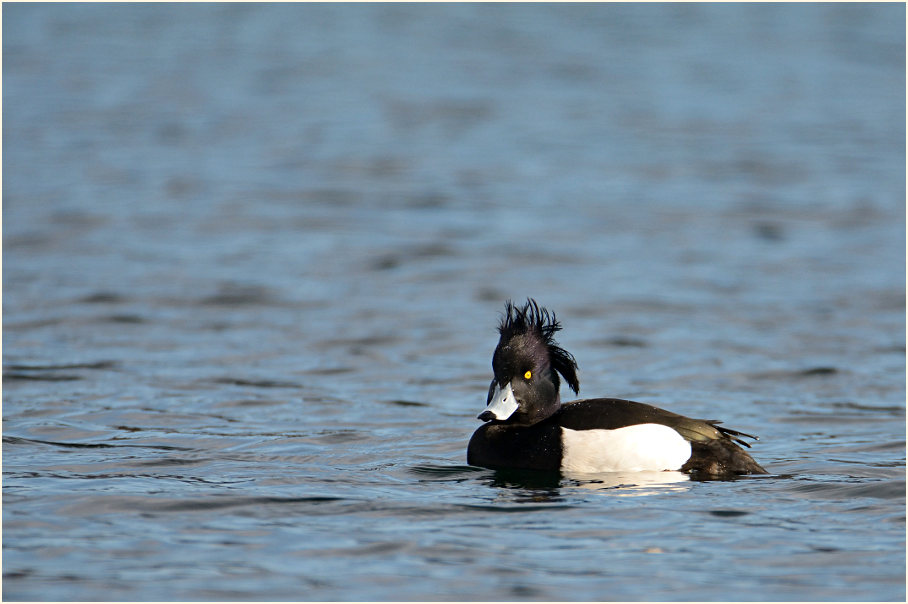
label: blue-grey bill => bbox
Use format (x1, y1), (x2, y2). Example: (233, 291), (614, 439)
(485, 381), (518, 420)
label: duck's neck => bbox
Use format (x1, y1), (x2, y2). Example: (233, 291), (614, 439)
(535, 393), (563, 423)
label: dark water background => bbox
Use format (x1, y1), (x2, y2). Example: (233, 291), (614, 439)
(3, 3), (905, 601)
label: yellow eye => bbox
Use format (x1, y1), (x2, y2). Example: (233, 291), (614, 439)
(524, 370), (532, 380)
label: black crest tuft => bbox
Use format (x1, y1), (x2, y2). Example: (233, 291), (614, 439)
(498, 299), (580, 394)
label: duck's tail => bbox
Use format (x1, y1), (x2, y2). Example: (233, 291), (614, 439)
(681, 437), (769, 477)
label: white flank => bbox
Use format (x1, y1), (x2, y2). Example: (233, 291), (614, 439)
(560, 424), (692, 473)
(485, 382), (519, 420)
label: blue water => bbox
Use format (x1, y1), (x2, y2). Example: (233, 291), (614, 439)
(3, 3), (905, 601)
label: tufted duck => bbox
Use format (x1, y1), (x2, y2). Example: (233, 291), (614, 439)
(467, 299), (768, 478)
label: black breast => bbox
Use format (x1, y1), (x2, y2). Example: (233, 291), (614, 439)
(467, 421), (563, 471)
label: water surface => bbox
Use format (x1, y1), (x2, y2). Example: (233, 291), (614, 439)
(3, 3), (905, 601)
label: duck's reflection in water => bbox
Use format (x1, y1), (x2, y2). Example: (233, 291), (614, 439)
(483, 468), (692, 498)
(563, 470), (691, 496)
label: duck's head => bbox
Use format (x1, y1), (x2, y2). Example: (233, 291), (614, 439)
(478, 299), (580, 426)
